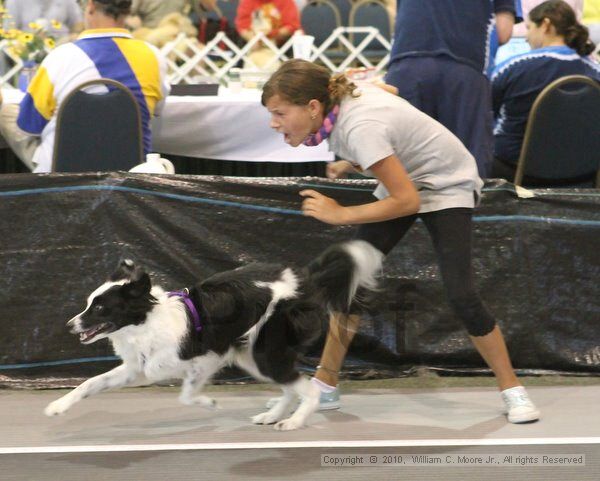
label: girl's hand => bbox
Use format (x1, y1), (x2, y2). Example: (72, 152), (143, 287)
(326, 160), (353, 179)
(375, 82), (399, 96)
(299, 189), (348, 225)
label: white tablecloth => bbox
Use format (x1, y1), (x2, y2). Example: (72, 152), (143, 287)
(153, 88), (333, 162)
(1, 87), (334, 163)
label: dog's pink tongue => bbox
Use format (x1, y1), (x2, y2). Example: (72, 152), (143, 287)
(80, 331), (93, 342)
(79, 325), (102, 342)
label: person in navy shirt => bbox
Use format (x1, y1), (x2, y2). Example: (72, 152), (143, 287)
(385, 0), (520, 178)
(491, 0), (600, 180)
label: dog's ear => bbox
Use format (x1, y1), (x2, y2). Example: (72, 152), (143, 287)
(110, 259), (137, 282)
(122, 269), (152, 299)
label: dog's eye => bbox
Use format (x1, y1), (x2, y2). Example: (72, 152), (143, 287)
(94, 304), (104, 312)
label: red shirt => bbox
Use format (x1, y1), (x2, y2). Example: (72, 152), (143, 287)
(235, 0), (300, 37)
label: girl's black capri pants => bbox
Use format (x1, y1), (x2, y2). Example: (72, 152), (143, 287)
(355, 207), (496, 337)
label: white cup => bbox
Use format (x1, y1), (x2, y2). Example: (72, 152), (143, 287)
(129, 153), (175, 174)
(228, 80), (243, 93)
(228, 68), (243, 93)
(292, 34), (314, 60)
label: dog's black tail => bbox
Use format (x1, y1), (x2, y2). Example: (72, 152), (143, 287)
(307, 240), (384, 314)
(280, 240), (383, 349)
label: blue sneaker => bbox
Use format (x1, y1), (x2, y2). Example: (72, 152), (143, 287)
(317, 387), (340, 410)
(265, 388), (341, 411)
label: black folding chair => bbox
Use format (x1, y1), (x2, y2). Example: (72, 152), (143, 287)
(216, 0), (239, 25)
(349, 0), (391, 61)
(514, 75), (600, 188)
(52, 78), (143, 172)
(330, 0), (352, 26)
(301, 0), (342, 51)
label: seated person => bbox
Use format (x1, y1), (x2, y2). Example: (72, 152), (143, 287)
(491, 0), (584, 75)
(0, 0), (170, 173)
(5, 0), (84, 41)
(126, 0), (216, 29)
(235, 0), (300, 47)
(130, 11), (199, 49)
(490, 0), (600, 181)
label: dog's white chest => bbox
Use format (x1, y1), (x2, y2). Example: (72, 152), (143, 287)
(113, 336), (186, 382)
(142, 350), (185, 380)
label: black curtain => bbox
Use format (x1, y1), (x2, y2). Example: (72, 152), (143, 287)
(0, 148), (328, 177)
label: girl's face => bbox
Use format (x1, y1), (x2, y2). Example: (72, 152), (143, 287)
(526, 18), (546, 49)
(265, 94), (321, 147)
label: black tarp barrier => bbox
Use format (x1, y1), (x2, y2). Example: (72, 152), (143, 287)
(0, 173), (598, 387)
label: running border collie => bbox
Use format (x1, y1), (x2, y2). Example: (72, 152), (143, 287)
(44, 241), (383, 431)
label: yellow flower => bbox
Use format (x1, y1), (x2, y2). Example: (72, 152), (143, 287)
(28, 22), (41, 30)
(51, 20), (62, 30)
(18, 33), (34, 44)
(44, 38), (55, 49)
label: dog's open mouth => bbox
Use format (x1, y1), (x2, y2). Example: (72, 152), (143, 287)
(78, 323), (112, 343)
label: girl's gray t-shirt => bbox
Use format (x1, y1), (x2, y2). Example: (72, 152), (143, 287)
(328, 84), (483, 213)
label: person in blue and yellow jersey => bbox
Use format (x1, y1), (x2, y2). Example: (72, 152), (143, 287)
(0, 0), (170, 173)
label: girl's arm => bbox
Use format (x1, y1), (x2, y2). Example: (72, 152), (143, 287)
(300, 154), (420, 225)
(495, 11), (515, 45)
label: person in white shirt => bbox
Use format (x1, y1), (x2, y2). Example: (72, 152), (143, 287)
(260, 59), (541, 424)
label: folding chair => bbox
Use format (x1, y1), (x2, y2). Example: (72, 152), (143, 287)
(330, 0), (352, 26)
(216, 0), (239, 25)
(349, 0), (392, 61)
(301, 0), (342, 47)
(514, 75), (600, 188)
(52, 78), (143, 172)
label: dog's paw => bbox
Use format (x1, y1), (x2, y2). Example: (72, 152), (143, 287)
(252, 411), (284, 425)
(179, 395), (218, 409)
(196, 395), (218, 410)
(44, 398), (72, 417)
(274, 417), (304, 431)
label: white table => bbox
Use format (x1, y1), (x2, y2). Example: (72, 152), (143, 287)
(1, 87), (334, 163)
(153, 88), (333, 162)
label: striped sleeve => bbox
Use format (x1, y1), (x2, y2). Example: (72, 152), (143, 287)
(17, 65), (57, 135)
(514, 0), (524, 22)
(16, 43), (83, 135)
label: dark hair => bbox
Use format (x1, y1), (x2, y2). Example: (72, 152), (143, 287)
(93, 0), (132, 19)
(529, 0), (595, 56)
(261, 60), (359, 113)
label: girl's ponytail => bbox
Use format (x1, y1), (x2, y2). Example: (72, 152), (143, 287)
(565, 23), (595, 56)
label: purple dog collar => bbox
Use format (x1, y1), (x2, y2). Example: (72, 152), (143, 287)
(167, 288), (202, 332)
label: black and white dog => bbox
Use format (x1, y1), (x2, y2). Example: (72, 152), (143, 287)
(44, 240), (383, 430)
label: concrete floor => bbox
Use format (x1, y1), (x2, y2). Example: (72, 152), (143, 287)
(1, 384), (598, 480)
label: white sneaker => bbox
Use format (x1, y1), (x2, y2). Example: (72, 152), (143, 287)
(501, 386), (540, 423)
